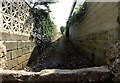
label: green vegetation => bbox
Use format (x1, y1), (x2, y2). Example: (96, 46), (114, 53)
(60, 26), (65, 34)
(29, 6), (57, 46)
(66, 3), (87, 36)
(73, 4), (83, 15)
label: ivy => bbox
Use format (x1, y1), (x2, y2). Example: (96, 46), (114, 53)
(66, 3), (87, 36)
(29, 7), (57, 47)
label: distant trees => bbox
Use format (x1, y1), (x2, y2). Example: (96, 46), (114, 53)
(60, 26), (65, 34)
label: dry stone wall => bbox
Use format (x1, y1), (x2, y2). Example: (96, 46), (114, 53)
(0, 0), (35, 70)
(69, 2), (119, 65)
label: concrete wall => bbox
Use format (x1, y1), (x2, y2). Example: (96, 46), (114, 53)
(69, 2), (119, 65)
(0, 0), (35, 70)
(4, 41), (35, 70)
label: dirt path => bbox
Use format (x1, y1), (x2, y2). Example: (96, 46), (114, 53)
(27, 35), (93, 72)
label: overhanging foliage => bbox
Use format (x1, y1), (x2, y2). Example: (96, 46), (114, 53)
(66, 2), (87, 36)
(29, 7), (57, 46)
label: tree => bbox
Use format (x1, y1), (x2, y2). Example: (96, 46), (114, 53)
(60, 26), (65, 34)
(27, 0), (58, 47)
(25, 0), (58, 8)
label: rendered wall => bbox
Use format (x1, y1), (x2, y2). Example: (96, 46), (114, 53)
(69, 2), (119, 65)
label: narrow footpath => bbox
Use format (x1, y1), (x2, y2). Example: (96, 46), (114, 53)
(27, 35), (93, 72)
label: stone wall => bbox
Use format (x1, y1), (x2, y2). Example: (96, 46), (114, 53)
(69, 2), (119, 65)
(0, 66), (111, 82)
(0, 0), (35, 70)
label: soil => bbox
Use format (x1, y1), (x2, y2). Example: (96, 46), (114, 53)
(27, 35), (94, 72)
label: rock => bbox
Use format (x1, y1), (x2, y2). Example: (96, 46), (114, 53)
(0, 66), (110, 83)
(106, 43), (120, 79)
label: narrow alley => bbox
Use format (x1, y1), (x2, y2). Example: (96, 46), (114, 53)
(0, 0), (120, 83)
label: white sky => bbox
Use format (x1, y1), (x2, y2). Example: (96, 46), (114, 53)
(50, 0), (74, 30)
(50, 0), (85, 32)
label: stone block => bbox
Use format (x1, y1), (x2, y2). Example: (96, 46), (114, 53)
(16, 49), (23, 57)
(9, 34), (22, 41)
(25, 42), (31, 47)
(11, 50), (18, 59)
(21, 36), (29, 41)
(17, 55), (26, 64)
(17, 41), (25, 49)
(4, 42), (12, 51)
(6, 51), (11, 60)
(13, 64), (23, 70)
(1, 32), (10, 41)
(5, 42), (17, 51)
(11, 42), (18, 50)
(22, 47), (30, 54)
(7, 59), (18, 69)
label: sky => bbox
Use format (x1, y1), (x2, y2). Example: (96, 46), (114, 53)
(25, 0), (85, 32)
(50, 0), (74, 31)
(49, 0), (85, 32)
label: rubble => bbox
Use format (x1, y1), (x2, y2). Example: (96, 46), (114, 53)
(106, 43), (120, 81)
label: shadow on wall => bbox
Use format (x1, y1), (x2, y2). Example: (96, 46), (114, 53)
(27, 46), (40, 65)
(26, 36), (62, 68)
(26, 37), (61, 69)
